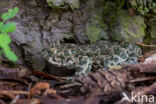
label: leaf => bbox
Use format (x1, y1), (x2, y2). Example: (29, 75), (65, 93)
(1, 7), (18, 22)
(4, 47), (17, 62)
(0, 7), (18, 62)
(0, 34), (17, 62)
(0, 33), (11, 48)
(0, 22), (3, 32)
(1, 22), (16, 33)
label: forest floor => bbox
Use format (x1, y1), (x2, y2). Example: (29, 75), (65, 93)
(0, 49), (156, 104)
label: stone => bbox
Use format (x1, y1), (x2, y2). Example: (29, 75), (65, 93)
(149, 18), (156, 39)
(46, 0), (80, 9)
(110, 10), (146, 43)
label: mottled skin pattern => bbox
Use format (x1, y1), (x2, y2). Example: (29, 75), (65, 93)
(42, 41), (142, 76)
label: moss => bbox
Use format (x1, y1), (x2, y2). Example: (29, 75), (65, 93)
(86, 26), (101, 43)
(67, 0), (79, 9)
(85, 25), (109, 43)
(149, 18), (156, 39)
(111, 10), (146, 42)
(85, 12), (109, 43)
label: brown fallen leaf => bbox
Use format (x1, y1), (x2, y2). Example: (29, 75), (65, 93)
(30, 82), (49, 95)
(144, 54), (156, 64)
(138, 63), (156, 73)
(128, 54), (156, 73)
(0, 67), (19, 78)
(16, 98), (40, 104)
(33, 70), (66, 82)
(70, 69), (130, 96)
(0, 90), (29, 95)
(41, 95), (84, 104)
(29, 82), (56, 97)
(0, 90), (29, 99)
(138, 49), (156, 62)
(0, 77), (30, 86)
(138, 82), (156, 95)
(130, 77), (156, 83)
(17, 68), (32, 77)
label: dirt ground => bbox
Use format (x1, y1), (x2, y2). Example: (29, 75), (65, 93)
(0, 49), (156, 104)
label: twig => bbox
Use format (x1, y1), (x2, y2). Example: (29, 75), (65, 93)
(136, 42), (156, 47)
(130, 77), (156, 83)
(0, 90), (29, 95)
(59, 82), (82, 89)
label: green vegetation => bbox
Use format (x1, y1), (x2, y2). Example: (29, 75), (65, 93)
(102, 0), (125, 28)
(86, 25), (109, 43)
(0, 7), (18, 62)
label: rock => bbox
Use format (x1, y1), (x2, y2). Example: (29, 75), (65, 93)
(152, 4), (156, 13)
(46, 0), (80, 9)
(85, 15), (109, 43)
(72, 10), (89, 44)
(149, 18), (156, 39)
(110, 10), (146, 43)
(86, 0), (110, 43)
(0, 0), (75, 71)
(71, 0), (110, 44)
(12, 16), (46, 70)
(0, 0), (147, 72)
(148, 17), (156, 45)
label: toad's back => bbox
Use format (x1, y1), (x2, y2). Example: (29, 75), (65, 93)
(42, 41), (142, 76)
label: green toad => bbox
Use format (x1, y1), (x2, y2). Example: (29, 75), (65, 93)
(42, 41), (142, 76)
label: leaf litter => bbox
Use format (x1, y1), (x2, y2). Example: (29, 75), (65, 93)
(0, 50), (156, 104)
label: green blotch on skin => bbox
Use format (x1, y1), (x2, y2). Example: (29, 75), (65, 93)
(79, 61), (87, 65)
(114, 57), (119, 62)
(76, 67), (83, 72)
(64, 50), (69, 56)
(120, 52), (127, 59)
(71, 49), (76, 54)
